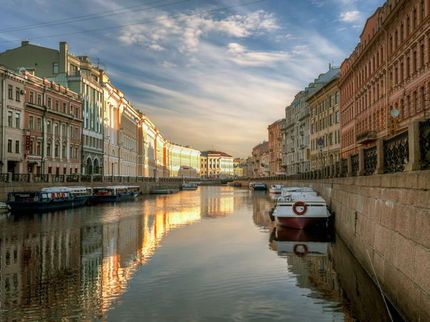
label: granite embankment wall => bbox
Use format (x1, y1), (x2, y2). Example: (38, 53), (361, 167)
(237, 170), (430, 321)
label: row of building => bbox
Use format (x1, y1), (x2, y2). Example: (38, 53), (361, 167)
(251, 0), (430, 176)
(0, 41), (234, 178)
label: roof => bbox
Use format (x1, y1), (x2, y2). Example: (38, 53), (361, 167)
(201, 150), (233, 157)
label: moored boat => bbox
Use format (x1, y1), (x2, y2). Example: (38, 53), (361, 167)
(250, 182), (267, 191)
(269, 184), (283, 194)
(272, 190), (330, 230)
(181, 182), (198, 190)
(0, 202), (10, 214)
(42, 186), (93, 207)
(93, 185), (140, 202)
(7, 189), (74, 213)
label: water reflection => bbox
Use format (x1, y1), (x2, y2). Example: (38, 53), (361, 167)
(251, 192), (397, 322)
(0, 187), (399, 321)
(0, 187), (239, 321)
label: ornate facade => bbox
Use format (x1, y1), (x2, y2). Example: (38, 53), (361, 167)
(268, 119), (284, 175)
(308, 71), (341, 170)
(339, 0), (430, 157)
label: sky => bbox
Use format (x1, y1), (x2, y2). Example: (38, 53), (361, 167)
(0, 0), (385, 157)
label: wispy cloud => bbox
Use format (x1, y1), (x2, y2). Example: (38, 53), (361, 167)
(339, 10), (361, 23)
(227, 43), (290, 67)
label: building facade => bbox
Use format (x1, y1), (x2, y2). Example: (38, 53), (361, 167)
(24, 71), (82, 175)
(268, 119), (284, 175)
(339, 0), (430, 157)
(281, 67), (340, 175)
(0, 41), (103, 174)
(0, 67), (26, 174)
(167, 143), (200, 177)
(200, 151), (234, 178)
(251, 141), (270, 177)
(308, 72), (341, 171)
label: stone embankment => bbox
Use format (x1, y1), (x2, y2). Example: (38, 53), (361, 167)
(237, 170), (430, 322)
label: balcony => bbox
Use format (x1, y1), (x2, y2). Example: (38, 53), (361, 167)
(356, 130), (377, 144)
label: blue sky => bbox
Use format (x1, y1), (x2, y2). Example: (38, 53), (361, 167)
(0, 0), (384, 157)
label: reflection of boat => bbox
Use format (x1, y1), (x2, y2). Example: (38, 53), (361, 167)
(272, 189), (330, 229)
(150, 187), (179, 194)
(270, 227), (332, 257)
(250, 182), (267, 191)
(181, 182), (198, 190)
(269, 184), (283, 194)
(7, 190), (74, 212)
(93, 185), (140, 202)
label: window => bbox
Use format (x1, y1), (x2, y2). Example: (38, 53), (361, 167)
(29, 91), (34, 103)
(55, 101), (59, 111)
(15, 87), (21, 101)
(36, 142), (41, 155)
(70, 105), (74, 114)
(48, 167), (52, 174)
(15, 113), (20, 128)
(53, 63), (59, 74)
(62, 145), (66, 158)
(29, 116), (34, 129)
(47, 97), (51, 109)
(54, 123), (59, 135)
(47, 143), (51, 156)
(7, 111), (12, 127)
(7, 140), (12, 153)
(75, 108), (80, 118)
(63, 102), (67, 113)
(15, 140), (20, 153)
(8, 85), (13, 99)
(37, 94), (42, 106)
(37, 118), (42, 131)
(55, 144), (59, 157)
(62, 124), (66, 136)
(47, 121), (52, 133)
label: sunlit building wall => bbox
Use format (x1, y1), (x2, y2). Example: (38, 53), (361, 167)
(167, 143), (200, 177)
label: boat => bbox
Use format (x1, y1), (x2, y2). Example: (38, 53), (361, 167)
(272, 189), (331, 230)
(181, 182), (198, 190)
(269, 184), (283, 194)
(250, 182), (267, 191)
(0, 202), (10, 214)
(7, 189), (74, 213)
(93, 185), (140, 202)
(42, 186), (93, 206)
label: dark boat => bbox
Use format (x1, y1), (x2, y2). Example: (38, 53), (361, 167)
(7, 190), (74, 213)
(93, 185), (140, 202)
(42, 186), (93, 207)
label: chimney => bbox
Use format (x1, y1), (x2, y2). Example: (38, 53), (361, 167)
(21, 40), (30, 46)
(59, 41), (68, 74)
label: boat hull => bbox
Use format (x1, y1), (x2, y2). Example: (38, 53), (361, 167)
(7, 200), (75, 213)
(275, 216), (328, 230)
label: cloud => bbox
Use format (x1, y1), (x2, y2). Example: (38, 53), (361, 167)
(340, 10), (361, 23)
(227, 43), (290, 67)
(117, 10), (279, 53)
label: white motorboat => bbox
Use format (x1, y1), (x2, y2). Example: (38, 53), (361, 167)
(182, 182), (198, 190)
(272, 189), (330, 230)
(269, 184), (283, 194)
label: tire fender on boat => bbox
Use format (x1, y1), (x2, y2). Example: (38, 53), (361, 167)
(292, 201), (307, 215)
(293, 244), (308, 257)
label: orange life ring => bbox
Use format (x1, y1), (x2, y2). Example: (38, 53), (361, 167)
(292, 201), (307, 215)
(293, 244), (308, 257)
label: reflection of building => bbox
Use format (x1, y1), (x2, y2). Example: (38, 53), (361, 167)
(200, 151), (234, 178)
(251, 193), (273, 228)
(308, 69), (341, 171)
(268, 120), (284, 175)
(200, 186), (236, 217)
(252, 141), (269, 177)
(339, 0), (430, 157)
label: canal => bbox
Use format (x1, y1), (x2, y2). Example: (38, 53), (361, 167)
(0, 186), (397, 321)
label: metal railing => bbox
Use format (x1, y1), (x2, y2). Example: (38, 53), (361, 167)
(364, 146), (377, 176)
(384, 130), (409, 173)
(420, 118), (430, 169)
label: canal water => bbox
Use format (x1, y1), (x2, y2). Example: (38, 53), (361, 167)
(0, 186), (394, 321)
